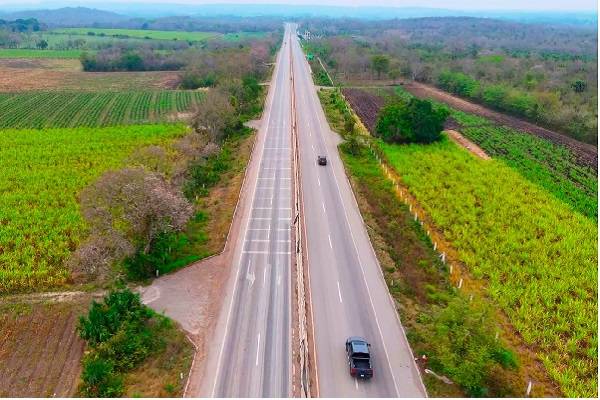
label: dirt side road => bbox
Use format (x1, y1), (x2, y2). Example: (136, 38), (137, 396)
(402, 81), (597, 169)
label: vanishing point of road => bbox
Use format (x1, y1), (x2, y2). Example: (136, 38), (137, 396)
(201, 23), (426, 398)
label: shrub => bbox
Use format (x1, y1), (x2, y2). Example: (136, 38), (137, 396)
(375, 98), (448, 144)
(80, 357), (123, 398)
(437, 70), (480, 97)
(78, 289), (167, 397)
(426, 296), (515, 397)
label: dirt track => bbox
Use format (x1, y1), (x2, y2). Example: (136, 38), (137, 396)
(402, 81), (598, 170)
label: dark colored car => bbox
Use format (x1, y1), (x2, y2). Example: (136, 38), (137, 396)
(345, 336), (373, 379)
(317, 155), (327, 165)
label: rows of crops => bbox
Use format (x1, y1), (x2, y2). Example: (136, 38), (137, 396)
(379, 138), (597, 397)
(460, 125), (597, 220)
(0, 91), (204, 129)
(0, 124), (188, 293)
(361, 86), (598, 221)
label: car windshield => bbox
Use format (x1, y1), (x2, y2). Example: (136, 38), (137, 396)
(351, 341), (369, 354)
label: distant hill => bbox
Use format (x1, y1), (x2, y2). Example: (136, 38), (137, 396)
(1, 7), (128, 27)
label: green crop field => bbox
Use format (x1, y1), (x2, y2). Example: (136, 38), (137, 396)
(53, 28), (217, 42)
(0, 91), (204, 128)
(379, 137), (597, 397)
(457, 116), (597, 220)
(391, 86), (598, 221)
(0, 49), (84, 59)
(0, 124), (188, 294)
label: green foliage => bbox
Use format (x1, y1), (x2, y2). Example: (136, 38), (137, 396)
(571, 79), (587, 93)
(425, 297), (515, 397)
(380, 138), (598, 397)
(77, 289), (176, 397)
(375, 98), (448, 144)
(54, 28), (216, 42)
(438, 70), (480, 97)
(78, 289), (153, 346)
(0, 91), (204, 129)
(371, 54), (390, 78)
(313, 68), (333, 86)
(80, 357), (123, 397)
(184, 144), (233, 198)
(395, 86), (598, 220)
(124, 232), (200, 280)
(180, 71), (217, 89)
(0, 125), (187, 294)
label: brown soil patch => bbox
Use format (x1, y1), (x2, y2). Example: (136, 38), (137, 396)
(445, 129), (491, 160)
(402, 81), (597, 170)
(0, 59), (180, 91)
(0, 299), (91, 397)
(342, 88), (385, 133)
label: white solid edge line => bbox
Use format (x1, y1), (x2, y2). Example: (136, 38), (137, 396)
(256, 333), (261, 366)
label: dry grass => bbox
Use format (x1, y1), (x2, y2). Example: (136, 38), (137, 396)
(122, 320), (194, 397)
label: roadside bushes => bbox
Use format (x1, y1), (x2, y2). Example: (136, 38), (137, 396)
(80, 48), (184, 71)
(437, 71), (541, 121)
(375, 98), (448, 144)
(78, 289), (168, 397)
(424, 296), (518, 397)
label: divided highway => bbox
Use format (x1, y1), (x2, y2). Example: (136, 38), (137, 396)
(290, 26), (427, 397)
(202, 23), (426, 398)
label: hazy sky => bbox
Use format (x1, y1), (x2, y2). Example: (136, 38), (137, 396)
(0, 0), (597, 11)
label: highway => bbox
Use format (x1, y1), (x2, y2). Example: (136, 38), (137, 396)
(290, 26), (427, 397)
(206, 25), (294, 397)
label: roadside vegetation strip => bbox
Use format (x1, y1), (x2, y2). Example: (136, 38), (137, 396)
(0, 91), (205, 129)
(0, 125), (188, 294)
(379, 138), (597, 397)
(123, 125), (256, 280)
(344, 86), (598, 221)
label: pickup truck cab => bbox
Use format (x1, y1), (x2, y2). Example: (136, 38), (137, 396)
(345, 336), (373, 379)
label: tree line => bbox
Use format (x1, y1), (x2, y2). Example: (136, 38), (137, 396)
(299, 17), (598, 145)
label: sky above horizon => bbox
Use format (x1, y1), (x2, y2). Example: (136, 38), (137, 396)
(0, 0), (597, 11)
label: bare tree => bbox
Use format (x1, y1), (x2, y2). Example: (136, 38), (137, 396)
(79, 167), (193, 255)
(191, 89), (235, 142)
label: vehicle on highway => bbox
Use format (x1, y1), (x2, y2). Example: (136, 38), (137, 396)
(317, 155), (327, 165)
(345, 336), (373, 379)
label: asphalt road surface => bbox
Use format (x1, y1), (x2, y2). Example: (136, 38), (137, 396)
(290, 27), (427, 397)
(207, 25), (294, 397)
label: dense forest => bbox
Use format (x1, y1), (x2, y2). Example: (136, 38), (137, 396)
(300, 17), (598, 145)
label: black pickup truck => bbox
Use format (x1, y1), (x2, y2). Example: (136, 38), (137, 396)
(345, 336), (373, 379)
